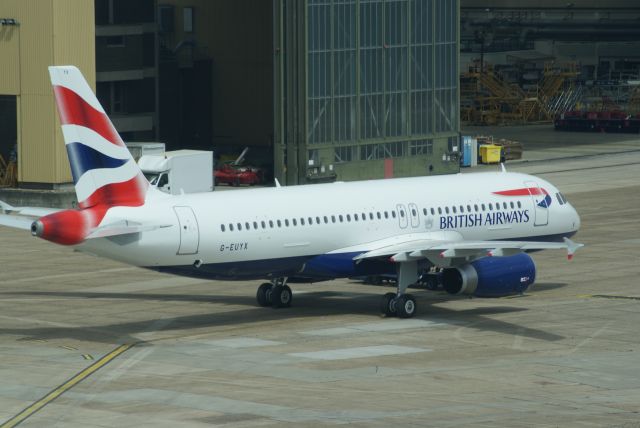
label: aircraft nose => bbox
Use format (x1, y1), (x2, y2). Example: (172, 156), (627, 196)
(572, 206), (581, 231)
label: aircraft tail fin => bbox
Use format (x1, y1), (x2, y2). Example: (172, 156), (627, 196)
(48, 66), (148, 209)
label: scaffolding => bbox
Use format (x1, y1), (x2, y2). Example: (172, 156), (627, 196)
(461, 61), (580, 125)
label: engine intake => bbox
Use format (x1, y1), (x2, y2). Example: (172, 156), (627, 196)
(442, 253), (536, 297)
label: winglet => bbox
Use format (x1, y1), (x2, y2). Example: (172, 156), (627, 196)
(564, 237), (584, 260)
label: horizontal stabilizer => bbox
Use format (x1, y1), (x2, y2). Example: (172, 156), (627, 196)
(86, 220), (172, 239)
(0, 214), (34, 231)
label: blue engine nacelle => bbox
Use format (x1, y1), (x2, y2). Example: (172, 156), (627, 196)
(442, 253), (536, 297)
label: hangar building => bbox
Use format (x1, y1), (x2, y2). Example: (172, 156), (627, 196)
(0, 0), (460, 192)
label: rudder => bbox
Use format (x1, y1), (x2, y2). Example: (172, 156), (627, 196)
(49, 66), (148, 209)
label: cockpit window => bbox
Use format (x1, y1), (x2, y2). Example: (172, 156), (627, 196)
(556, 192), (568, 205)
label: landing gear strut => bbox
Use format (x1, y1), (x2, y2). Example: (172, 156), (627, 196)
(380, 260), (418, 318)
(256, 278), (292, 309)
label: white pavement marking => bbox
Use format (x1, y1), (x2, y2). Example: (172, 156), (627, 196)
(289, 345), (430, 361)
(0, 267), (137, 285)
(205, 338), (285, 348)
(88, 276), (206, 293)
(300, 319), (446, 336)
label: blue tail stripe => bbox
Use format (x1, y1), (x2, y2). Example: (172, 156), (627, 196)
(66, 142), (128, 183)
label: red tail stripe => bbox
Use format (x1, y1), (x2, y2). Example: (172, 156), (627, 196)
(53, 85), (124, 147)
(78, 174), (148, 209)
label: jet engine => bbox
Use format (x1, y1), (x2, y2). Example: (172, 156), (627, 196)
(442, 253), (536, 297)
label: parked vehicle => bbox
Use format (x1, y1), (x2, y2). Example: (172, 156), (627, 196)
(139, 150), (213, 195)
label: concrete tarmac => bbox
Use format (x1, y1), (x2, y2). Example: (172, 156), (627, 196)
(1, 152), (639, 427)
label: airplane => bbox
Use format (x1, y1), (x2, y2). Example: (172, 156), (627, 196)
(0, 66), (583, 318)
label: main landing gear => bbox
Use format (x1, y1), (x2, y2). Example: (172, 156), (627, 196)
(256, 278), (292, 308)
(380, 260), (418, 318)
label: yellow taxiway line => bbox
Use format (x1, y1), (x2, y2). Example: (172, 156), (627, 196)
(1, 343), (135, 428)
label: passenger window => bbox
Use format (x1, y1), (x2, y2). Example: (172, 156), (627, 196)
(277, 220), (282, 227)
(292, 219), (297, 226)
(481, 204), (485, 211)
(221, 224), (225, 232)
(324, 216), (328, 224)
(331, 215), (336, 223)
(261, 221), (266, 228)
(384, 211), (389, 219)
(285, 219), (290, 227)
(459, 205), (464, 213)
(269, 220), (274, 228)
(438, 207), (442, 214)
(346, 214), (351, 222)
(445, 207), (450, 214)
(467, 205), (471, 212)
(399, 210), (404, 218)
(237, 223), (242, 231)
(316, 216), (321, 224)
(412, 208), (417, 216)
(452, 206), (457, 214)
(229, 224), (234, 231)
(354, 214), (358, 221)
(245, 222), (251, 230)
(517, 201), (522, 208)
(301, 218), (305, 226)
(377, 212), (382, 219)
(253, 221), (258, 229)
(510, 202), (514, 209)
(474, 204), (478, 212)
(339, 215), (343, 222)
(488, 203), (493, 210)
(431, 208), (435, 215)
(391, 211), (397, 218)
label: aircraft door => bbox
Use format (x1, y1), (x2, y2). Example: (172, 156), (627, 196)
(396, 204), (408, 229)
(408, 203), (420, 228)
(525, 181), (549, 226)
(173, 206), (200, 254)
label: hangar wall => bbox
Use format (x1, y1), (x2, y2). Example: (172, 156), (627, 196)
(0, 0), (95, 187)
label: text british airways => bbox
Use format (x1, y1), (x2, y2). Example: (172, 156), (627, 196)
(440, 210), (530, 229)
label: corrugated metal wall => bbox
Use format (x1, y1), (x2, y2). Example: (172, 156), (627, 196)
(0, 0), (95, 185)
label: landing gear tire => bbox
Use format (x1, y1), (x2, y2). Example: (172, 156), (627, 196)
(381, 292), (397, 317)
(271, 284), (292, 308)
(395, 294), (417, 319)
(256, 283), (273, 307)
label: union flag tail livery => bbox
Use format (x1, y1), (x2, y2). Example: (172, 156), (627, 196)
(49, 66), (148, 209)
(29, 66), (150, 245)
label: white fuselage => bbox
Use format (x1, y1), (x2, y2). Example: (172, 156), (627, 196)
(79, 171), (580, 279)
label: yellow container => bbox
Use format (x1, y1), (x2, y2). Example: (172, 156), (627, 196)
(480, 144), (502, 164)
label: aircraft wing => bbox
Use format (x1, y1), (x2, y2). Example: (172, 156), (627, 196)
(353, 235), (583, 266)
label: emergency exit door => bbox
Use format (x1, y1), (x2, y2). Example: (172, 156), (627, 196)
(174, 206), (200, 254)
